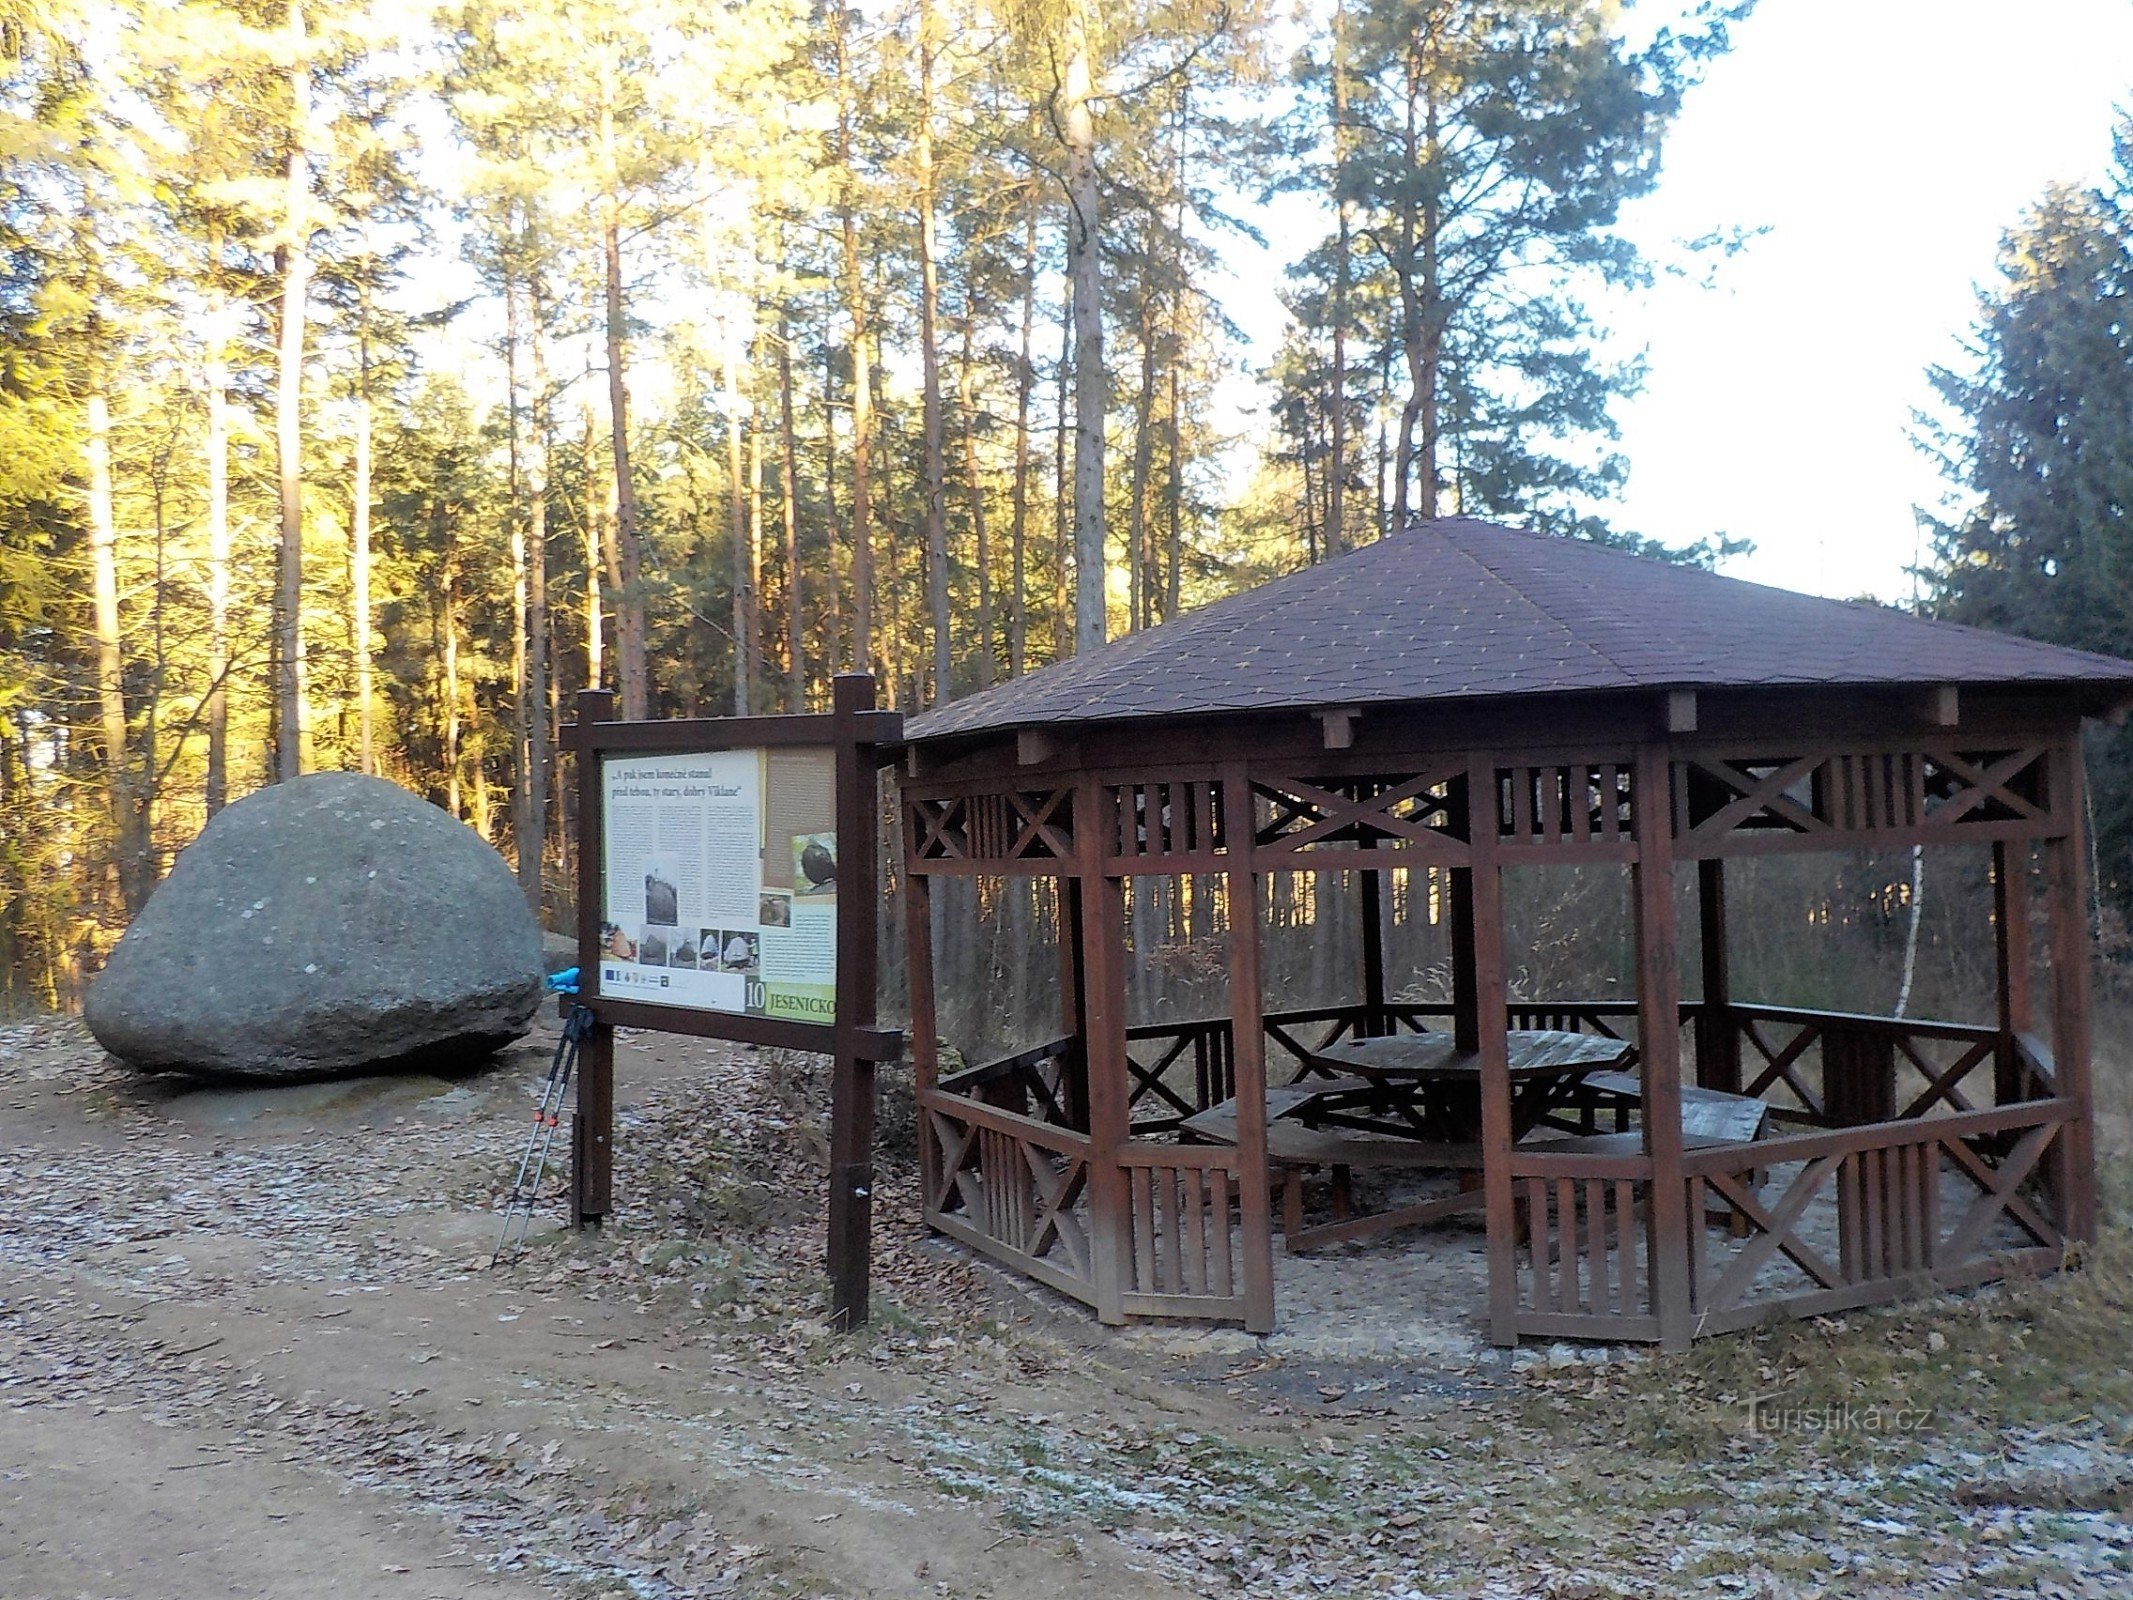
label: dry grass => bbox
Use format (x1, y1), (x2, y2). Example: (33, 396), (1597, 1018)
(1543, 1224), (2133, 1468)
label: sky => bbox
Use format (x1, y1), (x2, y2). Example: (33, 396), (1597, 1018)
(1219, 0), (2133, 604)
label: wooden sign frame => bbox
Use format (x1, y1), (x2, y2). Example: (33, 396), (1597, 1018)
(562, 673), (904, 1328)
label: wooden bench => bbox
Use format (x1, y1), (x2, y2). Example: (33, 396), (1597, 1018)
(1184, 1087), (1487, 1251)
(1537, 1074), (1769, 1235)
(1578, 1071), (1770, 1144)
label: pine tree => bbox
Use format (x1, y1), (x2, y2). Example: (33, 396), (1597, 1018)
(1925, 125), (2133, 903)
(1283, 0), (1745, 540)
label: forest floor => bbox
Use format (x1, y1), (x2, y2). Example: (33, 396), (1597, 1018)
(3, 1010), (2132, 1600)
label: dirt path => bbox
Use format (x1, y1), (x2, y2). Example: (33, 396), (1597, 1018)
(3, 1012), (2129, 1600)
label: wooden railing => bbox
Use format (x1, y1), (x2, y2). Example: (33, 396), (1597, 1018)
(1119, 1142), (1250, 1320)
(1507, 1143), (1660, 1342)
(921, 1087), (1098, 1309)
(1123, 1017), (1240, 1133)
(1681, 1097), (2072, 1336)
(941, 1035), (1081, 1128)
(1729, 1005), (2014, 1128)
(937, 1002), (2063, 1341)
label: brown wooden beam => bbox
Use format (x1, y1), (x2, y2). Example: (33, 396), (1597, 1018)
(2043, 741), (2097, 1244)
(1695, 858), (1739, 1093)
(1464, 753), (1518, 1346)
(828, 672), (887, 1330)
(571, 687), (616, 1228)
(1359, 867), (1387, 1031)
(1634, 742), (1694, 1352)
(1993, 839), (2033, 1110)
(1075, 777), (1133, 1322)
(1222, 763), (1277, 1334)
(903, 867), (939, 1212)
(1449, 866), (1479, 1055)
(902, 685), (2083, 791)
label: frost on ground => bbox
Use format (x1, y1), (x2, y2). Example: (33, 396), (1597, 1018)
(1, 1010), (2129, 1600)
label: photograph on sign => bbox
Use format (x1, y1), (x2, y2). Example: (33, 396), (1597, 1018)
(598, 748), (837, 1024)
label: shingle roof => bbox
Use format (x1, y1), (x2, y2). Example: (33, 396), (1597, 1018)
(907, 518), (2133, 745)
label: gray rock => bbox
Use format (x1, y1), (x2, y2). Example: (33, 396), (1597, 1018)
(86, 773), (543, 1080)
(540, 929), (579, 976)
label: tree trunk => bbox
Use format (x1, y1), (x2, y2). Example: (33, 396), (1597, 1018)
(1062, 5), (1106, 653)
(725, 316), (752, 715)
(1009, 179), (1036, 677)
(582, 407), (604, 690)
(1125, 285), (1159, 630)
(1328, 0), (1351, 555)
(86, 389), (149, 912)
(1053, 269), (1071, 656)
(917, 0), (949, 703)
(1166, 318), (1183, 620)
(822, 336), (842, 671)
(836, 8), (872, 674)
(523, 265), (554, 913)
(1417, 61), (1441, 521)
(204, 295), (231, 816)
(779, 300), (804, 711)
(505, 271), (529, 876)
(352, 312), (375, 776)
(1390, 43), (1421, 531)
(959, 312), (994, 688)
(748, 349), (764, 698)
(439, 499), (461, 819)
(599, 75), (646, 719)
(273, 0), (311, 782)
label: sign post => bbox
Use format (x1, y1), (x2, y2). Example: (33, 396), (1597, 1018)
(563, 674), (902, 1328)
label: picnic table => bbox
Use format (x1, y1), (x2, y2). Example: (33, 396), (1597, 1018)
(1302, 1028), (1636, 1145)
(1179, 1031), (1767, 1252)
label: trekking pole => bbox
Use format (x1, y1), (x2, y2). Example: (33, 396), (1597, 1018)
(493, 969), (591, 1266)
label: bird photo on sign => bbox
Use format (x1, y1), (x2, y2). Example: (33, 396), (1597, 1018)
(792, 833), (836, 895)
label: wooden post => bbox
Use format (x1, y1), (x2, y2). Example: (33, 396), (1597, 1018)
(828, 672), (884, 1329)
(1075, 777), (1132, 1323)
(1695, 858), (1739, 1093)
(1465, 754), (1517, 1346)
(1359, 866), (1387, 1034)
(1058, 875), (1090, 1132)
(903, 862), (938, 1211)
(1223, 764), (1276, 1333)
(1633, 743), (1693, 1351)
(572, 687), (616, 1227)
(1449, 868), (1479, 1053)
(1992, 839), (2033, 1107)
(2043, 739), (2097, 1245)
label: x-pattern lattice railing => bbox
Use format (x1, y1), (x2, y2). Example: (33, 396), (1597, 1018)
(1675, 745), (2057, 851)
(1738, 1012), (1829, 1122)
(1251, 768), (1467, 857)
(1919, 747), (2049, 828)
(907, 787), (1075, 864)
(1685, 1102), (2068, 1319)
(925, 1093), (1094, 1285)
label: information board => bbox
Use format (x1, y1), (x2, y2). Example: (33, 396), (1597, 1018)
(597, 746), (839, 1025)
(566, 676), (901, 1330)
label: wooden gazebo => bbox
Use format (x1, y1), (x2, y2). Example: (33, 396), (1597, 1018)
(896, 519), (2133, 1349)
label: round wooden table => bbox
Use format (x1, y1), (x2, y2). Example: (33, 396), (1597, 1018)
(1304, 1028), (1634, 1143)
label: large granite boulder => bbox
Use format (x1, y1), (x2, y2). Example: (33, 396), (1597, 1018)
(86, 773), (543, 1080)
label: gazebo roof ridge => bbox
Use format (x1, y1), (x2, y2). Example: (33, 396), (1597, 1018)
(906, 516), (2133, 744)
